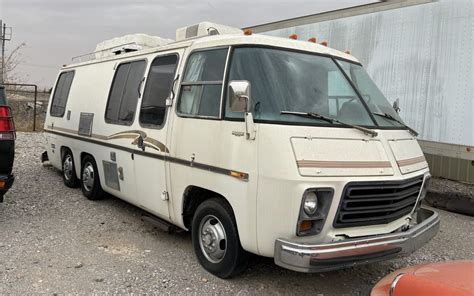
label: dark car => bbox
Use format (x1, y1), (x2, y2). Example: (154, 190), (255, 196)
(0, 85), (15, 202)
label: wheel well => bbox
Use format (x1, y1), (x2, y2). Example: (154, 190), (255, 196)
(182, 186), (231, 230)
(60, 146), (71, 159)
(80, 152), (93, 164)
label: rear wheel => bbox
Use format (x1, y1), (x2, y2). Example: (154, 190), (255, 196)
(80, 155), (104, 200)
(192, 198), (248, 278)
(62, 149), (79, 188)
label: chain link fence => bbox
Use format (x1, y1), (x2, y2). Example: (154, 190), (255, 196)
(5, 86), (50, 132)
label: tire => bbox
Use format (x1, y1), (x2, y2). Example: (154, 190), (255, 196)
(62, 149), (79, 188)
(192, 198), (248, 278)
(80, 155), (105, 200)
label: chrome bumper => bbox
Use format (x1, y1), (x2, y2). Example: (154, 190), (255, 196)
(274, 208), (440, 273)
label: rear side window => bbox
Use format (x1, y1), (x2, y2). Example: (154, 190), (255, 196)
(139, 55), (178, 127)
(105, 60), (146, 125)
(177, 49), (228, 117)
(50, 71), (74, 117)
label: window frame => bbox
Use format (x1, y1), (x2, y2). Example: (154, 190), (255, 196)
(175, 46), (230, 120)
(104, 58), (148, 126)
(50, 70), (75, 118)
(138, 53), (180, 130)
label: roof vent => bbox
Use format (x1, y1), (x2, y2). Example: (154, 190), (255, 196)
(176, 22), (242, 41)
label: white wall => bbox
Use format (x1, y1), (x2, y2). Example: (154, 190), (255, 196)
(265, 0), (473, 146)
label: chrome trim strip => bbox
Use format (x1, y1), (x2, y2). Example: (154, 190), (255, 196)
(44, 128), (249, 182)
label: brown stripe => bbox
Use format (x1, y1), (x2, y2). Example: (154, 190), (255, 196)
(297, 160), (392, 169)
(397, 156), (427, 167)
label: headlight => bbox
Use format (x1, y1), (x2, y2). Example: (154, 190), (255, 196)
(303, 191), (318, 215)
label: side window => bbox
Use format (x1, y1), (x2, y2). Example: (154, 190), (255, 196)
(50, 71), (75, 117)
(177, 49), (228, 117)
(139, 55), (178, 127)
(105, 60), (146, 125)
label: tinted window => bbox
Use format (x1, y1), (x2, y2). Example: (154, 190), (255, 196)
(50, 71), (74, 117)
(105, 60), (146, 125)
(139, 55), (178, 126)
(178, 49), (227, 117)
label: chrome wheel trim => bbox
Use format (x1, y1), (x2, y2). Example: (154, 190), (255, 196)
(82, 162), (95, 192)
(63, 154), (74, 181)
(198, 215), (227, 264)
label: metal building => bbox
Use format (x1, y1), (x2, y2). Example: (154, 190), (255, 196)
(246, 0), (474, 183)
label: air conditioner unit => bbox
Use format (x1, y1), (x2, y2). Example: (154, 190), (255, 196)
(176, 22), (242, 41)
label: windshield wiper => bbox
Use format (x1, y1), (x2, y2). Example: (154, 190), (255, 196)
(281, 111), (378, 137)
(372, 112), (418, 137)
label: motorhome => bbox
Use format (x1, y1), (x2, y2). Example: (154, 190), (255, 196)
(42, 22), (439, 278)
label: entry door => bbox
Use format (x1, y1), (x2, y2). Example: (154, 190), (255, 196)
(134, 53), (180, 220)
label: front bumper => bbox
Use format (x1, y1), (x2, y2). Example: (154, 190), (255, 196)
(274, 208), (439, 273)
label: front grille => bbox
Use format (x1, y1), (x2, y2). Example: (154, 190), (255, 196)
(334, 176), (424, 228)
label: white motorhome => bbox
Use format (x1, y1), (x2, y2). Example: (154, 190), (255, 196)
(43, 22), (439, 278)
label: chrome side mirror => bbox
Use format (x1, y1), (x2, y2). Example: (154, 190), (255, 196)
(228, 80), (251, 113)
(393, 98), (400, 113)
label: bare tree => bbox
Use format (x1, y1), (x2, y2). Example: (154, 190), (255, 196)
(2, 42), (27, 84)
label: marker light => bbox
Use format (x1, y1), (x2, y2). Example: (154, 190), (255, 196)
(308, 37), (317, 43)
(244, 29), (253, 36)
(345, 50), (351, 55)
(289, 33), (298, 40)
(320, 40), (328, 47)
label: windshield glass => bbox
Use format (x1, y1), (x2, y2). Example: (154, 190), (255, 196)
(226, 47), (406, 129)
(226, 47), (375, 126)
(335, 60), (404, 127)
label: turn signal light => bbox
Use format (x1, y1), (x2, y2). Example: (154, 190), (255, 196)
(0, 180), (5, 189)
(298, 220), (313, 233)
(289, 33), (298, 40)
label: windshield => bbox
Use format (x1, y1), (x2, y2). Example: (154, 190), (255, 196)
(225, 47), (403, 128)
(336, 60), (405, 127)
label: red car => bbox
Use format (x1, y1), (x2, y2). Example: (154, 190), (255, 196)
(371, 260), (474, 296)
(0, 85), (15, 202)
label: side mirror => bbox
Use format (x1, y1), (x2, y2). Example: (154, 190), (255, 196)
(228, 80), (251, 113)
(393, 98), (400, 113)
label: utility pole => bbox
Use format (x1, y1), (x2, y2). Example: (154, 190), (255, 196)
(0, 20), (12, 84)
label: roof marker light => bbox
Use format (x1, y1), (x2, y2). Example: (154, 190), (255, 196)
(345, 50), (351, 55)
(289, 33), (298, 40)
(320, 40), (328, 46)
(244, 29), (253, 36)
(308, 37), (317, 43)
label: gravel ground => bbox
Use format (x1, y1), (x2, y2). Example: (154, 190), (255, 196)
(0, 132), (473, 295)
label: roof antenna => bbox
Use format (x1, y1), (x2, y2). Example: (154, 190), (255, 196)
(207, 26), (220, 36)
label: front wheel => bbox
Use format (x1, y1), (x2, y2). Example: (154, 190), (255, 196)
(80, 155), (105, 200)
(192, 198), (248, 278)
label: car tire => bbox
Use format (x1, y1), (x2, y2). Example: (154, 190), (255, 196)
(192, 198), (248, 278)
(80, 155), (105, 200)
(62, 149), (79, 188)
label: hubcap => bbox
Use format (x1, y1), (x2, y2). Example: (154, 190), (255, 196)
(63, 155), (74, 181)
(82, 162), (95, 191)
(198, 215), (227, 263)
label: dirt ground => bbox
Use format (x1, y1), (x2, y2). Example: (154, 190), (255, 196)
(0, 133), (473, 295)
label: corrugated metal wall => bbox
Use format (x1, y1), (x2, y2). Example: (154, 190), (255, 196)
(265, 0), (473, 147)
